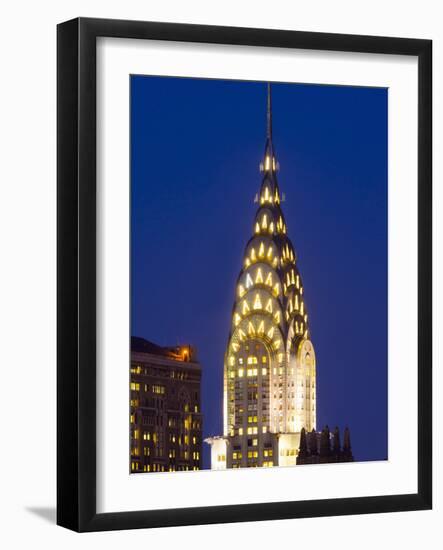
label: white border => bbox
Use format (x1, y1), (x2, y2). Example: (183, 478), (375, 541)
(97, 38), (418, 513)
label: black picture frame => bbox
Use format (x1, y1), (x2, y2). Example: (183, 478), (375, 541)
(57, 17), (432, 532)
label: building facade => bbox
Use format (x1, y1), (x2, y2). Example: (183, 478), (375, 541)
(206, 84), (317, 469)
(130, 336), (202, 473)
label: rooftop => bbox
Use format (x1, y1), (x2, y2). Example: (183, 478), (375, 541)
(131, 336), (197, 362)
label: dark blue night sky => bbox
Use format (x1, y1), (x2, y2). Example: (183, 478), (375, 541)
(131, 76), (388, 468)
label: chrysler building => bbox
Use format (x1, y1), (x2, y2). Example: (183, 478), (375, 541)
(206, 84), (317, 469)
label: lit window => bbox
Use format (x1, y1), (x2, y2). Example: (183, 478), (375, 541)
(255, 268), (264, 284)
(246, 273), (253, 288)
(238, 368), (244, 378)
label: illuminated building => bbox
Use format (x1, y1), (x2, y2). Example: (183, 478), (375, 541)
(206, 84), (317, 469)
(130, 336), (202, 473)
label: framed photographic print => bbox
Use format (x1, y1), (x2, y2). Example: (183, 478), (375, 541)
(57, 17), (432, 532)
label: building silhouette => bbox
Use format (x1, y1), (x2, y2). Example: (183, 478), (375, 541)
(130, 336), (202, 473)
(297, 426), (354, 465)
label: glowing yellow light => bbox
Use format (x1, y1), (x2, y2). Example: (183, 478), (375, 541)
(245, 258), (251, 267)
(269, 221), (274, 233)
(248, 321), (256, 335)
(278, 353), (284, 363)
(242, 300), (250, 315)
(255, 222), (260, 234)
(265, 272), (273, 286)
(301, 302), (304, 315)
(259, 242), (265, 258)
(296, 275), (300, 289)
(246, 273), (253, 288)
(257, 320), (264, 334)
(251, 248), (256, 261)
(238, 284), (245, 298)
(274, 311), (281, 323)
(253, 293), (262, 310)
(283, 224), (286, 233)
(295, 321), (299, 334)
(267, 246), (273, 259)
(234, 313), (241, 326)
(273, 257), (278, 268)
(286, 272), (290, 286)
(304, 314), (308, 323)
(295, 294), (299, 310)
(232, 343), (239, 352)
(238, 329), (246, 341)
(255, 268), (263, 284)
(238, 368), (244, 378)
(265, 299), (273, 313)
(229, 356), (235, 366)
(262, 214), (268, 229)
(264, 186), (270, 201)
(273, 339), (281, 350)
(300, 322), (304, 334)
(265, 156), (270, 170)
(291, 270), (295, 285)
(300, 286), (303, 295)
(267, 327), (274, 339)
(289, 300), (293, 313)
(273, 283), (280, 296)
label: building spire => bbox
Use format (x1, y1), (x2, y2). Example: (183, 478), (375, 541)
(267, 82), (272, 141)
(260, 82), (279, 174)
